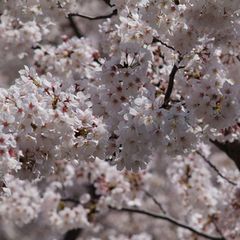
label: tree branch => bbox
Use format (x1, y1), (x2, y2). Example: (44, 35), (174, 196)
(102, 0), (115, 7)
(57, 1), (83, 38)
(62, 197), (224, 240)
(68, 9), (117, 21)
(144, 190), (166, 214)
(152, 37), (180, 55)
(63, 229), (82, 240)
(152, 38), (184, 109)
(196, 150), (237, 186)
(68, 15), (83, 38)
(210, 139), (240, 172)
(61, 198), (80, 204)
(161, 55), (184, 109)
(111, 207), (225, 240)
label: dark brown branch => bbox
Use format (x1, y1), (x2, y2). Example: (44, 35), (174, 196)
(61, 198), (80, 204)
(111, 207), (225, 240)
(196, 150), (237, 186)
(68, 15), (83, 38)
(152, 38), (184, 109)
(161, 56), (184, 108)
(102, 0), (115, 7)
(173, 0), (180, 5)
(152, 37), (184, 94)
(63, 229), (82, 240)
(31, 45), (41, 50)
(210, 139), (240, 172)
(68, 9), (117, 21)
(57, 1), (63, 9)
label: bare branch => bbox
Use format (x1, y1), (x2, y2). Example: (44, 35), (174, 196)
(161, 55), (184, 109)
(173, 0), (180, 5)
(61, 198), (80, 204)
(144, 190), (166, 214)
(196, 150), (237, 186)
(57, 1), (63, 9)
(56, 1), (83, 38)
(68, 15), (83, 38)
(63, 229), (82, 240)
(102, 0), (115, 7)
(152, 38), (184, 109)
(111, 207), (225, 240)
(210, 139), (240, 172)
(68, 9), (117, 21)
(62, 197), (224, 240)
(152, 37), (180, 54)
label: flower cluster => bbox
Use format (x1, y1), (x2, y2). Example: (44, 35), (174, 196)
(0, 66), (109, 177)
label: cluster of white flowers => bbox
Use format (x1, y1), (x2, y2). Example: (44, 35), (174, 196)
(0, 12), (42, 48)
(0, 66), (109, 177)
(0, 174), (42, 226)
(0, 0), (240, 239)
(0, 132), (21, 176)
(33, 37), (99, 78)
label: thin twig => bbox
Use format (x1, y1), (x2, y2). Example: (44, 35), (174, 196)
(152, 37), (181, 55)
(144, 190), (166, 214)
(57, 1), (63, 9)
(213, 220), (226, 240)
(68, 9), (117, 21)
(111, 207), (225, 240)
(196, 150), (237, 186)
(61, 198), (80, 204)
(62, 197), (224, 240)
